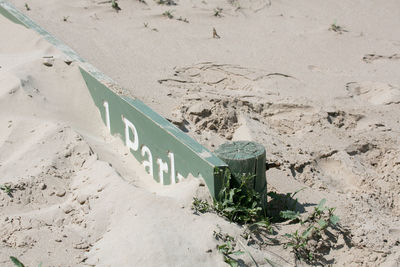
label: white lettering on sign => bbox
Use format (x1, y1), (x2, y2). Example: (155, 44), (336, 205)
(177, 173), (184, 183)
(101, 106), (184, 185)
(157, 158), (168, 185)
(103, 101), (111, 131)
(141, 145), (153, 177)
(168, 152), (176, 184)
(123, 117), (139, 152)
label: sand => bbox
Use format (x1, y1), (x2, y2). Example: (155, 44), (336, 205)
(1, 0), (400, 266)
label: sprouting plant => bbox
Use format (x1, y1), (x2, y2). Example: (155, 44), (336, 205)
(156, 0), (176, 5)
(177, 16), (189, 23)
(213, 169), (263, 224)
(143, 22), (158, 32)
(191, 197), (210, 214)
(24, 3), (30, 11)
(0, 184), (13, 197)
(284, 199), (340, 262)
(280, 210), (301, 222)
(267, 187), (305, 222)
(284, 226), (314, 261)
(329, 20), (347, 34)
(213, 228), (244, 267)
(214, 7), (223, 17)
(162, 10), (174, 19)
(218, 241), (244, 267)
(111, 0), (121, 12)
(10, 257), (42, 267)
(250, 217), (274, 234)
(63, 16), (69, 22)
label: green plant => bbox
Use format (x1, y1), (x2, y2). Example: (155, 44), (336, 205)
(10, 256), (25, 267)
(111, 0), (121, 12)
(284, 199), (340, 262)
(251, 217), (273, 234)
(0, 184), (12, 197)
(329, 20), (347, 34)
(267, 187), (305, 222)
(156, 0), (176, 5)
(213, 229), (244, 267)
(162, 10), (174, 19)
(10, 257), (42, 267)
(279, 210), (301, 222)
(284, 226), (314, 261)
(191, 197), (210, 214)
(213, 169), (263, 224)
(214, 7), (223, 17)
(24, 3), (30, 11)
(177, 16), (189, 23)
(143, 22), (158, 32)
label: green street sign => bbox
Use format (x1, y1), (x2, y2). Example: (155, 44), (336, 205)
(0, 0), (228, 198)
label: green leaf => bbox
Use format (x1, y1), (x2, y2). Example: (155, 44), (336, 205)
(317, 219), (328, 229)
(329, 215), (340, 225)
(280, 210), (300, 220)
(317, 199), (327, 211)
(232, 250), (245, 256)
(224, 257), (238, 267)
(10, 257), (25, 267)
(284, 233), (293, 238)
(302, 226), (313, 239)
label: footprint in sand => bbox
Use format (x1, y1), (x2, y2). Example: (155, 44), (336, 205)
(346, 81), (400, 105)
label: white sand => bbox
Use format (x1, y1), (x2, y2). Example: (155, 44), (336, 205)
(2, 0), (400, 266)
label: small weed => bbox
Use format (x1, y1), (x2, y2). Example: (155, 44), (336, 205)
(143, 22), (158, 32)
(191, 197), (210, 214)
(214, 7), (223, 17)
(284, 226), (314, 261)
(162, 10), (174, 19)
(267, 187), (305, 222)
(10, 257), (42, 267)
(156, 0), (176, 6)
(284, 199), (340, 262)
(0, 184), (13, 197)
(214, 228), (244, 267)
(329, 21), (347, 34)
(213, 169), (262, 224)
(111, 0), (121, 12)
(24, 3), (30, 11)
(177, 16), (189, 23)
(212, 27), (220, 39)
(10, 256), (25, 267)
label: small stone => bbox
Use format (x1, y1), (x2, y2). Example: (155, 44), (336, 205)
(55, 238), (62, 242)
(56, 189), (66, 197)
(43, 57), (54, 67)
(63, 205), (73, 214)
(77, 195), (87, 205)
(39, 183), (47, 190)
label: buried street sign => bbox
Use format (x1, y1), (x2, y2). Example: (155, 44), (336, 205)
(0, 0), (228, 198)
(79, 68), (228, 197)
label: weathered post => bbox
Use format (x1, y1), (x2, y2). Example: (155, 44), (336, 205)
(215, 141), (267, 201)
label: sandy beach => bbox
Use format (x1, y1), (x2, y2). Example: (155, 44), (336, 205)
(1, 0), (400, 266)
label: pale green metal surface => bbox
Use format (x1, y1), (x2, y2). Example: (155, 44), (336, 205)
(215, 141), (266, 195)
(0, 0), (228, 198)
